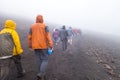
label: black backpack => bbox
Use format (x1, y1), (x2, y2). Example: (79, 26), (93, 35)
(0, 32), (14, 58)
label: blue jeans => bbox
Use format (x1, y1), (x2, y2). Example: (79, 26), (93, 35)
(34, 49), (49, 76)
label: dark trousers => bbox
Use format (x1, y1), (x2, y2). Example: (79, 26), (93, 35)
(0, 58), (11, 80)
(12, 55), (23, 75)
(0, 55), (23, 80)
(62, 39), (68, 51)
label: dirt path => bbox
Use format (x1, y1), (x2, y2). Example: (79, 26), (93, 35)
(11, 32), (120, 80)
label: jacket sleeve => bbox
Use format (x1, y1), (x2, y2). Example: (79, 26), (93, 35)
(12, 30), (23, 55)
(28, 28), (32, 48)
(45, 26), (53, 48)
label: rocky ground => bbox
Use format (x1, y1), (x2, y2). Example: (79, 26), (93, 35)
(6, 31), (120, 80)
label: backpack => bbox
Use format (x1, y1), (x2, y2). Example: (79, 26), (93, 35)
(0, 32), (14, 58)
(53, 31), (59, 38)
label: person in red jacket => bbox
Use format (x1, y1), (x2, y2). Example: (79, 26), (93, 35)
(28, 15), (53, 80)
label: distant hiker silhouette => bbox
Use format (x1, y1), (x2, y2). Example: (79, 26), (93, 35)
(52, 28), (60, 45)
(59, 25), (68, 51)
(67, 27), (74, 45)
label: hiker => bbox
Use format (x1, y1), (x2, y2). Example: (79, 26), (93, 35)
(67, 27), (74, 45)
(0, 20), (25, 79)
(59, 25), (68, 51)
(78, 29), (82, 35)
(52, 28), (60, 45)
(73, 28), (78, 36)
(28, 15), (53, 80)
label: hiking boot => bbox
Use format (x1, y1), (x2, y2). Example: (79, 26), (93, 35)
(37, 73), (42, 80)
(37, 73), (47, 80)
(17, 70), (26, 78)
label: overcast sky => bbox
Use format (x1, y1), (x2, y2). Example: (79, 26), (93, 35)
(0, 0), (120, 35)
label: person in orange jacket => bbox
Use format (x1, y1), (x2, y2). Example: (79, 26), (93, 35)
(28, 15), (53, 80)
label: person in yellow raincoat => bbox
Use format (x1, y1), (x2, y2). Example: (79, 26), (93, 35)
(0, 20), (25, 79)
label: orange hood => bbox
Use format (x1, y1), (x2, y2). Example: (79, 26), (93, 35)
(36, 15), (44, 23)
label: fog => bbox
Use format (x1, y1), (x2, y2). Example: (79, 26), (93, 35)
(0, 0), (120, 36)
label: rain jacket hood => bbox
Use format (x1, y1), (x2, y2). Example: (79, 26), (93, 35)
(5, 20), (16, 30)
(36, 15), (43, 23)
(0, 20), (23, 55)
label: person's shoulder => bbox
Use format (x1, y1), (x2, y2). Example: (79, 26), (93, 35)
(31, 23), (37, 27)
(45, 26), (49, 32)
(11, 29), (18, 34)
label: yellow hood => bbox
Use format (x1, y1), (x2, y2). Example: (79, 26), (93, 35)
(5, 20), (16, 29)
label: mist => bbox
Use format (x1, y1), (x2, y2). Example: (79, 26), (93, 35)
(0, 0), (120, 36)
